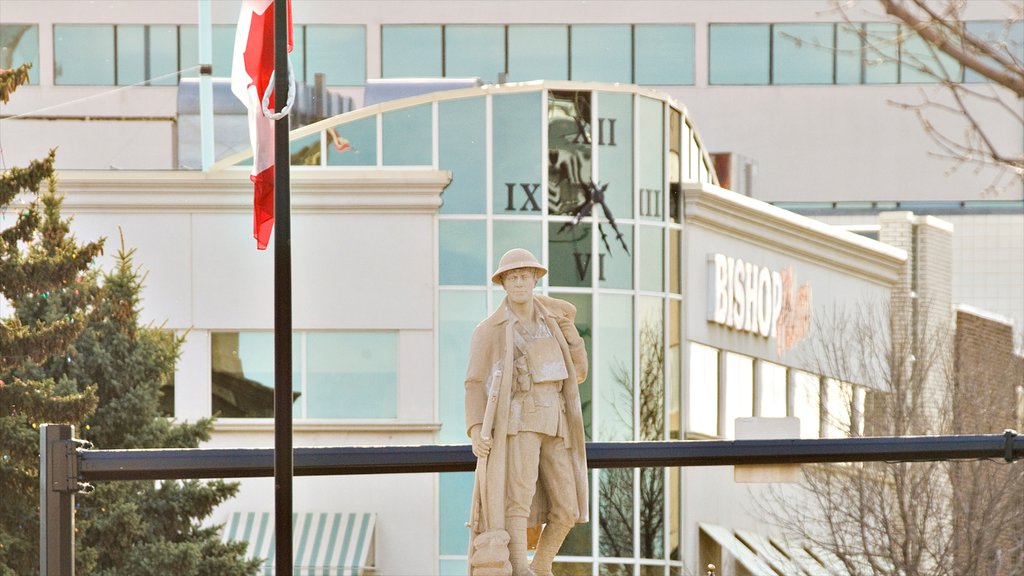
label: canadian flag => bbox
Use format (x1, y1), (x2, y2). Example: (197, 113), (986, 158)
(230, 0), (293, 250)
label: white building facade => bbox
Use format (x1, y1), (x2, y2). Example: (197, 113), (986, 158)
(46, 82), (904, 575)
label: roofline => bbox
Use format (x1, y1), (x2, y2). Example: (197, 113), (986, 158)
(210, 80), (714, 180)
(684, 182), (908, 286)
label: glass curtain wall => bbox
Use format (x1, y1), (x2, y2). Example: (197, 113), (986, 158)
(433, 86), (699, 574)
(277, 83), (716, 574)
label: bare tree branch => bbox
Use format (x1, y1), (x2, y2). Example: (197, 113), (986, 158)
(880, 0), (1024, 95)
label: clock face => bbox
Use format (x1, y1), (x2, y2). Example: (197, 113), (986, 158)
(546, 91), (635, 287)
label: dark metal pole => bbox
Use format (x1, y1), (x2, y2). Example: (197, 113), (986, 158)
(40, 424), (76, 576)
(273, 0), (293, 574)
(76, 432), (1023, 481)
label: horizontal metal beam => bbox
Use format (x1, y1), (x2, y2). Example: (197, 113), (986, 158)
(78, 432), (1021, 482)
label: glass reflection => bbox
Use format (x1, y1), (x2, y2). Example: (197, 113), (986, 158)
(326, 116), (377, 166)
(599, 468), (633, 558)
(639, 297), (664, 441)
(494, 92), (542, 214)
(554, 292), (593, 441)
(549, 222), (592, 288)
(640, 468), (665, 559)
(598, 294), (633, 442)
(493, 220), (543, 271)
(383, 103), (432, 166)
(439, 97), (486, 214)
(548, 90), (593, 216)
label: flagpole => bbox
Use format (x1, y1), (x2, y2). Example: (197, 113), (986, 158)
(273, 0), (294, 573)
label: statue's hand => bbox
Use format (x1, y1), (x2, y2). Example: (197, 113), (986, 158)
(470, 424), (492, 458)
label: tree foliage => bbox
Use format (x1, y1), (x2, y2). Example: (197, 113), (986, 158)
(1, 73), (257, 575)
(1, 162), (101, 573)
(47, 240), (260, 575)
(0, 63), (32, 104)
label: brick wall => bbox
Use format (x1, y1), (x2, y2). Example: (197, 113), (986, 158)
(951, 307), (1024, 576)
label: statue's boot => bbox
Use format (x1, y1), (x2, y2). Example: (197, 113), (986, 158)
(506, 516), (535, 576)
(530, 522), (573, 576)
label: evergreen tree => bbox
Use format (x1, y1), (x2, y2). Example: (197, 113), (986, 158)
(1, 68), (257, 575)
(1, 151), (102, 572)
(51, 241), (259, 575)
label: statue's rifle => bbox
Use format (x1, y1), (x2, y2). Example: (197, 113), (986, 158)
(469, 368), (501, 534)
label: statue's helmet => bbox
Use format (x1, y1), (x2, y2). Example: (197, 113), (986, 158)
(491, 248), (548, 285)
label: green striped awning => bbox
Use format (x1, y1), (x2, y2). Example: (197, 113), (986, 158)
(222, 512), (376, 576)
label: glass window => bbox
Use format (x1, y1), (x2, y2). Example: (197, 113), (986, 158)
(640, 226), (664, 292)
(439, 290), (487, 444)
(640, 467), (665, 560)
(445, 25), (504, 83)
(668, 465), (680, 560)
(212, 332), (296, 418)
(439, 472), (474, 554)
(669, 229), (681, 294)
(598, 222), (632, 290)
(326, 116), (377, 166)
(639, 298), (664, 441)
(1, 24), (39, 84)
(571, 25), (631, 83)
(493, 92), (542, 215)
(306, 332), (397, 418)
(383, 103), (432, 166)
(439, 97), (487, 214)
(115, 25), (178, 86)
(178, 24), (235, 79)
(687, 342), (719, 437)
(595, 91), (633, 219)
(964, 21), (1024, 83)
(852, 386), (866, 437)
(288, 133), (322, 166)
(773, 24), (834, 84)
(292, 26), (306, 82)
(439, 560), (468, 576)
(507, 25), (568, 82)
(836, 23), (864, 84)
(382, 25), (441, 77)
(791, 370), (821, 438)
(709, 24), (770, 85)
(638, 97), (664, 221)
(305, 25), (365, 86)
(635, 24), (695, 85)
(555, 292), (593, 440)
(493, 220), (543, 271)
(549, 90), (593, 217)
(900, 27), (961, 83)
(667, 300), (681, 439)
(687, 129), (700, 185)
(210, 332), (398, 419)
(822, 378), (851, 438)
(54, 25), (114, 85)
(863, 23), (899, 84)
(599, 468), (634, 557)
(549, 221), (592, 289)
(439, 220), (486, 285)
(722, 352), (753, 439)
(756, 360), (787, 417)
(599, 294), (634, 441)
(669, 109), (682, 224)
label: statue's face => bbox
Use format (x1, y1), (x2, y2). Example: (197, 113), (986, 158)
(502, 268), (537, 305)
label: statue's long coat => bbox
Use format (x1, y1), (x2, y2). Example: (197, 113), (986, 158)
(464, 295), (589, 559)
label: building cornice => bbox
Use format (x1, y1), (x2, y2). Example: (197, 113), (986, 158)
(684, 183), (907, 285)
(53, 168), (450, 214)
